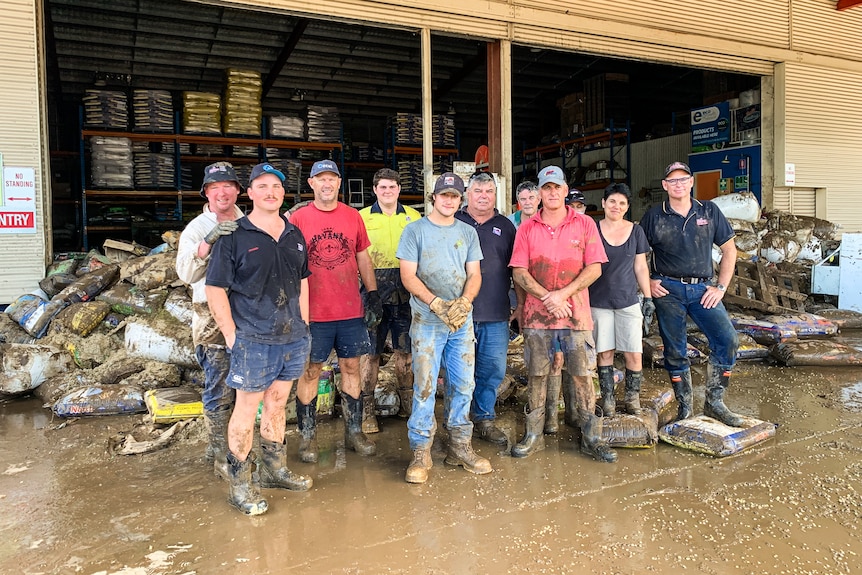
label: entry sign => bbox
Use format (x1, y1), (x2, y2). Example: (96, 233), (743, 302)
(1, 167), (37, 234)
(785, 163), (796, 186)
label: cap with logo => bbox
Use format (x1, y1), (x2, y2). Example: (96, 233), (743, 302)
(537, 165), (567, 188)
(200, 162), (241, 198)
(664, 161), (693, 178)
(248, 163), (286, 186)
(309, 159), (341, 178)
(566, 188), (586, 205)
(433, 172), (466, 196)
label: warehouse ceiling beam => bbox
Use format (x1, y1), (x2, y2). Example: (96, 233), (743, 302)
(262, 18), (309, 99)
(433, 46), (485, 104)
(837, 0), (862, 10)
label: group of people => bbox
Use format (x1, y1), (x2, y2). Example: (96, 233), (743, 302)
(176, 156), (744, 516)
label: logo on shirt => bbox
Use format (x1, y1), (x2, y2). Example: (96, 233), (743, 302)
(696, 218), (708, 226)
(308, 227), (351, 270)
(248, 246), (259, 253)
(492, 227), (501, 236)
(297, 243), (304, 251)
(231, 374), (244, 384)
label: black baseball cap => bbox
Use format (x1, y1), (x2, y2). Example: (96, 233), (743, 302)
(200, 162), (241, 198)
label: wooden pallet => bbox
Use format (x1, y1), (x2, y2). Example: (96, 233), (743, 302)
(725, 260), (807, 314)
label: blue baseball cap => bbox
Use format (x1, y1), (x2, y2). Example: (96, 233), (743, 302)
(248, 163), (285, 185)
(309, 159), (341, 177)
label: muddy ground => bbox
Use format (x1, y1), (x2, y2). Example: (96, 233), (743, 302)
(3, 343), (862, 574)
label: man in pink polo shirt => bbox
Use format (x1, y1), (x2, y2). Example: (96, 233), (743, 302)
(509, 165), (617, 463)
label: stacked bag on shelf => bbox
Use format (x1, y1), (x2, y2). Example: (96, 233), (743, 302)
(132, 141), (175, 189)
(268, 115), (306, 139)
(89, 136), (133, 189)
(223, 69), (262, 136)
(182, 91), (221, 135)
(83, 89), (128, 130)
(306, 105), (340, 142)
(132, 89), (173, 133)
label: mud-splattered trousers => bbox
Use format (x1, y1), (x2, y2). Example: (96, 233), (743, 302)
(195, 344), (236, 415)
(653, 278), (739, 379)
(407, 315), (476, 450)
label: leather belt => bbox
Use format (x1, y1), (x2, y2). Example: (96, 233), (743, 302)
(659, 275), (709, 284)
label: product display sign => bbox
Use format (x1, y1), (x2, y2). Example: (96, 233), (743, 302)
(690, 102), (730, 149)
(1, 166), (37, 234)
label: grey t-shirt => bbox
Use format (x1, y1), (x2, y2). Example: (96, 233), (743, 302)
(396, 217), (483, 322)
(588, 224), (650, 310)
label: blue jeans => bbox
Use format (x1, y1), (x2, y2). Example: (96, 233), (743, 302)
(653, 279), (738, 375)
(195, 345), (236, 415)
(471, 321), (509, 422)
(407, 315), (476, 450)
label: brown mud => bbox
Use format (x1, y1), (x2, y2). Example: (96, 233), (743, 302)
(2, 357), (862, 574)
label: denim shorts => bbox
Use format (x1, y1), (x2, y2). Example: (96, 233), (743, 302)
(227, 335), (310, 392)
(309, 317), (371, 363)
(369, 302), (412, 355)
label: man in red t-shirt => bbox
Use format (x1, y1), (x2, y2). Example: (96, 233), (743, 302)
(509, 165), (617, 463)
(290, 159), (383, 463)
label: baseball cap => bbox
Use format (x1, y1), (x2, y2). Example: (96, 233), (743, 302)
(200, 162), (241, 198)
(538, 165), (567, 187)
(248, 163), (285, 186)
(433, 172), (465, 196)
(664, 161), (692, 178)
(309, 159), (341, 178)
(566, 188), (586, 205)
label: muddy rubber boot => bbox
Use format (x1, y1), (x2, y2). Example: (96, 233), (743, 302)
(206, 409), (231, 482)
(259, 438), (313, 492)
(360, 391), (380, 434)
(623, 369), (643, 416)
(703, 364), (746, 427)
(342, 393), (377, 456)
(226, 451), (268, 516)
(405, 447), (432, 484)
(474, 419), (508, 446)
(578, 408), (617, 463)
(397, 387), (414, 418)
(511, 406), (546, 458)
(296, 397), (319, 464)
(561, 372), (578, 428)
(669, 371), (693, 422)
(597, 366), (616, 418)
(445, 440), (492, 474)
(544, 374), (562, 434)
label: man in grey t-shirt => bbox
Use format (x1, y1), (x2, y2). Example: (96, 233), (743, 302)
(396, 172), (491, 484)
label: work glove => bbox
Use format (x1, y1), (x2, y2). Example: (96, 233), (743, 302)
(447, 296), (473, 331)
(641, 297), (656, 336)
(429, 297), (457, 331)
(203, 220), (238, 245)
(364, 290), (384, 330)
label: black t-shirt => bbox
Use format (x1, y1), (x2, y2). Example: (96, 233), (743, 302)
(206, 214), (310, 344)
(639, 199), (735, 279)
(588, 223), (650, 309)
(454, 209), (516, 322)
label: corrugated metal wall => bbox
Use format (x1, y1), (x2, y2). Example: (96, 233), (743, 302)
(0, 0), (48, 304)
(776, 61), (862, 232)
(629, 134), (691, 220)
(792, 0), (862, 61)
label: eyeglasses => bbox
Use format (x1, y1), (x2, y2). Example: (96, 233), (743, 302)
(664, 176), (691, 186)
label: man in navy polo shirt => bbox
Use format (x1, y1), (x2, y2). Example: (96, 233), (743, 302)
(455, 171), (517, 445)
(206, 162), (313, 516)
(639, 161), (744, 427)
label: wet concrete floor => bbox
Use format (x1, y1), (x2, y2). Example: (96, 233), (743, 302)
(3, 351), (862, 574)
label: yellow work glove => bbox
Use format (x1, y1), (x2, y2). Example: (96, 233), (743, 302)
(429, 297), (457, 331)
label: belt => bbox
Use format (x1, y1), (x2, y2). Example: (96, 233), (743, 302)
(658, 275), (710, 285)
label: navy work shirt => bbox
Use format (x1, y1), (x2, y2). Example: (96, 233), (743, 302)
(206, 214), (310, 345)
(639, 198), (734, 280)
(454, 209), (516, 322)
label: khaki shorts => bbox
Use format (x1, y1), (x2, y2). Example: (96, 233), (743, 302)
(523, 329), (595, 377)
(591, 303), (643, 354)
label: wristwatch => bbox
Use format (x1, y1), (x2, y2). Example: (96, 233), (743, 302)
(715, 283), (726, 292)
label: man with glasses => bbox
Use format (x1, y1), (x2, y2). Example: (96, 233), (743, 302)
(639, 161), (744, 427)
(509, 181), (539, 229)
(176, 162), (243, 481)
(455, 172), (517, 446)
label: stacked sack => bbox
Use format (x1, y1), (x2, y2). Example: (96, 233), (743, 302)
(223, 69), (262, 136)
(182, 92), (221, 135)
(83, 89), (128, 130)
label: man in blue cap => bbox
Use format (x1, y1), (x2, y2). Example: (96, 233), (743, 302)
(176, 161), (243, 481)
(290, 159), (384, 463)
(206, 162), (313, 516)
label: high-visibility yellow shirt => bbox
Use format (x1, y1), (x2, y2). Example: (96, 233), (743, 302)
(359, 201), (422, 270)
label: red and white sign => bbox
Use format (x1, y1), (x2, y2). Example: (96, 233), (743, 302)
(1, 167), (37, 234)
